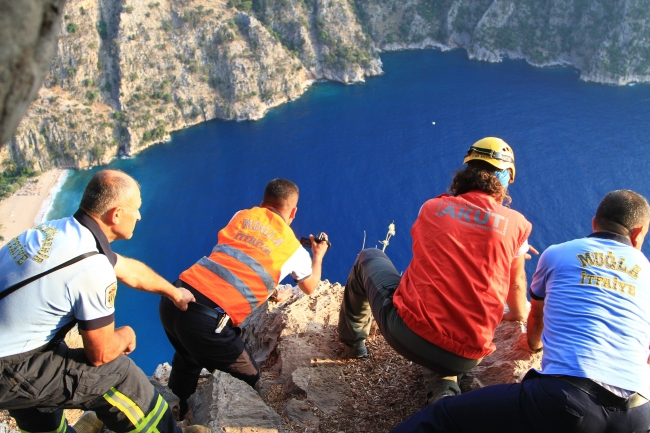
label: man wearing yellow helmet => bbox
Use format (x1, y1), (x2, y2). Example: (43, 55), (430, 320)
(338, 137), (533, 404)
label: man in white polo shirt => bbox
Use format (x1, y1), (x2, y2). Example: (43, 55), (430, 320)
(0, 169), (204, 433)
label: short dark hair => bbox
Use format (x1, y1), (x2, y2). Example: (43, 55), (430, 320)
(449, 160), (511, 205)
(263, 178), (299, 209)
(594, 190), (650, 236)
(79, 170), (139, 215)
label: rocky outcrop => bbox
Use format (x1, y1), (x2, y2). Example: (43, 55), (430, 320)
(6, 0), (381, 171)
(357, 0), (650, 85)
(150, 281), (541, 432)
(0, 0), (66, 147)
(6, 0), (650, 171)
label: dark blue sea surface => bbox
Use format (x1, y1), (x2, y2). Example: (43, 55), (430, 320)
(47, 49), (650, 373)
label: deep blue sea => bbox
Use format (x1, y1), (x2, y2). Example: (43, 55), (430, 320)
(46, 49), (650, 373)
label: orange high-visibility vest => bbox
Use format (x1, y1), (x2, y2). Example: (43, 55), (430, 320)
(179, 207), (301, 325)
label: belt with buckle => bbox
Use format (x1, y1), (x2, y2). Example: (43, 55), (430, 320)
(557, 376), (648, 409)
(187, 301), (223, 320)
(186, 302), (231, 333)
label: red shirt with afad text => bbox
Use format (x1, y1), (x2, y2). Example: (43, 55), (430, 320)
(393, 191), (532, 359)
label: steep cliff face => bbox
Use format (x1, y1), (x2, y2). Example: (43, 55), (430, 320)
(7, 0), (381, 170)
(356, 0), (650, 84)
(6, 0), (650, 170)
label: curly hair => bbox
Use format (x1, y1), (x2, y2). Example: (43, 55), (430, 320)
(449, 161), (511, 205)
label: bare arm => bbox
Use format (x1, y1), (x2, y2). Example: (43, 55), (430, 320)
(297, 234), (329, 295)
(502, 255), (528, 322)
(526, 298), (545, 351)
(80, 323), (136, 366)
(114, 253), (195, 310)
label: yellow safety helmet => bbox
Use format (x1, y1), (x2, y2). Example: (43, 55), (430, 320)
(463, 137), (516, 183)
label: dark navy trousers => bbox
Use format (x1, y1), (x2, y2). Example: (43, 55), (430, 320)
(390, 371), (650, 433)
(159, 295), (259, 415)
(0, 341), (179, 433)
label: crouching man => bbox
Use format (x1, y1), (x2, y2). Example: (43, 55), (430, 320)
(391, 190), (650, 433)
(0, 170), (205, 433)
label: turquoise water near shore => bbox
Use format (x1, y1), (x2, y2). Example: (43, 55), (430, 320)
(47, 49), (650, 373)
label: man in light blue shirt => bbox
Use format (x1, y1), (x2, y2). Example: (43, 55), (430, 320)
(391, 190), (650, 433)
(0, 170), (204, 433)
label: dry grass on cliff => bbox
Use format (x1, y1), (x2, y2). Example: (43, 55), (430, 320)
(263, 325), (426, 433)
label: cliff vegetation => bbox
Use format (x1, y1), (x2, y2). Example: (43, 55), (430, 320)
(5, 0), (650, 171)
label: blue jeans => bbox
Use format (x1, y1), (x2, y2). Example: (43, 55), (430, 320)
(390, 371), (650, 433)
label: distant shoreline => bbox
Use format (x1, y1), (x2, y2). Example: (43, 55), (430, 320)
(0, 169), (68, 247)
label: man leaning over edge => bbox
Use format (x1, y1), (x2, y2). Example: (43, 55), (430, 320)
(0, 169), (206, 433)
(391, 189), (650, 433)
(160, 178), (329, 422)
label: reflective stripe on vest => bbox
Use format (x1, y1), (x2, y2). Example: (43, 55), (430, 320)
(196, 245), (276, 313)
(211, 244), (275, 293)
(179, 207), (301, 325)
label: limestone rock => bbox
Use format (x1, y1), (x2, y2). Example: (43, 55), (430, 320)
(152, 281), (548, 432)
(242, 281), (342, 388)
(4, 0), (650, 168)
(281, 399), (318, 431)
(4, 0), (382, 171)
(0, 0), (65, 147)
(153, 362), (173, 386)
(298, 363), (350, 415)
(189, 370), (283, 433)
(358, 0), (650, 85)
(148, 376), (180, 417)
(464, 320), (542, 391)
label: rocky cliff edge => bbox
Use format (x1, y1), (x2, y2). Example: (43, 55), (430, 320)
(149, 281), (541, 433)
(8, 0), (650, 173)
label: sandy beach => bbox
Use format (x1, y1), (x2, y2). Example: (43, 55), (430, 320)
(0, 169), (66, 247)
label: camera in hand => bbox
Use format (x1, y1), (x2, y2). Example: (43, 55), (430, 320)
(300, 232), (330, 248)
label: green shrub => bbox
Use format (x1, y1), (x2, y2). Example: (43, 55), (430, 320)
(141, 124), (166, 143)
(161, 20), (172, 31)
(214, 27), (235, 44)
(67, 23), (78, 33)
(97, 20), (108, 39)
(0, 165), (40, 201)
(90, 145), (105, 161)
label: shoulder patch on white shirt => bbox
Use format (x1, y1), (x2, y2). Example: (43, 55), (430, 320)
(105, 282), (117, 308)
